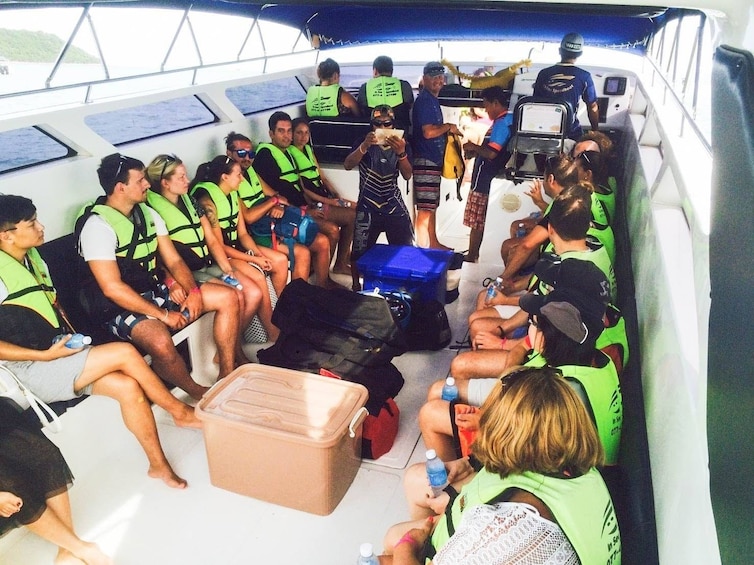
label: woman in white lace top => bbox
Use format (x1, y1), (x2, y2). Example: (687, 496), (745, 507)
(380, 367), (621, 565)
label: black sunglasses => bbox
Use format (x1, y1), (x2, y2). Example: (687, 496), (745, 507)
(234, 148), (255, 159)
(112, 154), (128, 185)
(159, 154), (178, 181)
(372, 120), (393, 128)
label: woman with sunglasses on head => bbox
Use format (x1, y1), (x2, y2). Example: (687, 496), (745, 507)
(344, 105), (414, 290)
(571, 132), (616, 223)
(381, 366), (621, 565)
(145, 154), (266, 353)
(189, 155), (288, 342)
(289, 117), (356, 276)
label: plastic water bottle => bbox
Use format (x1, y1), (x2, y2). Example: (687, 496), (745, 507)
(484, 276), (504, 305)
(515, 222), (527, 238)
(220, 273), (243, 290)
(52, 333), (92, 349)
(529, 211), (542, 219)
(426, 449), (449, 497)
(357, 542), (380, 565)
(441, 377), (459, 401)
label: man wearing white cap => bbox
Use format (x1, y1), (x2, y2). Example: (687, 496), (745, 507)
(533, 32), (600, 139)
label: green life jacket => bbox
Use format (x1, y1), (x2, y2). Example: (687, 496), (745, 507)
(596, 303), (629, 372)
(521, 352), (622, 465)
(432, 468), (621, 565)
(589, 193), (616, 263)
(146, 191), (209, 264)
(558, 353), (623, 465)
(191, 182), (239, 246)
(288, 144), (322, 189)
(0, 248), (63, 350)
(89, 203), (159, 273)
(593, 180), (616, 225)
(238, 168), (266, 209)
(255, 143), (302, 188)
(305, 84), (341, 117)
(365, 76), (404, 108)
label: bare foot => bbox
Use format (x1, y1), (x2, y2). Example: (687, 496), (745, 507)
(148, 465), (188, 489)
(188, 385), (210, 401)
(172, 404), (202, 429)
(55, 549), (85, 565)
(77, 543), (114, 565)
(430, 242), (453, 252)
(332, 263), (351, 275)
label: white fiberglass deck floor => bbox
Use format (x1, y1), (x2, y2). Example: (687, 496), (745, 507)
(0, 178), (521, 565)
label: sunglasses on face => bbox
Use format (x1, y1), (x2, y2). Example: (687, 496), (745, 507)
(372, 120), (393, 128)
(159, 154), (178, 181)
(234, 148), (255, 159)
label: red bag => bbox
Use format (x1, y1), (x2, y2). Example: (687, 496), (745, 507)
(361, 398), (400, 460)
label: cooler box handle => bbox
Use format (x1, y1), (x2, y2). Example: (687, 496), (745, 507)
(349, 407), (369, 438)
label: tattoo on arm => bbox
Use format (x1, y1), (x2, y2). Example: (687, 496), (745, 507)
(201, 199), (219, 228)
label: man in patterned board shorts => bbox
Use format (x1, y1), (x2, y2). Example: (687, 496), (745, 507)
(411, 61), (462, 250)
(461, 86), (514, 262)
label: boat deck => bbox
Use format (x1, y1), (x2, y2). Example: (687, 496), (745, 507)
(0, 191), (493, 565)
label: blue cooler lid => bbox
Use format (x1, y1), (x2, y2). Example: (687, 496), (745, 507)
(356, 245), (453, 282)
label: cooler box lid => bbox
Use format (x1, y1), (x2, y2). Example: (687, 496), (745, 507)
(356, 245), (453, 282)
(196, 365), (368, 448)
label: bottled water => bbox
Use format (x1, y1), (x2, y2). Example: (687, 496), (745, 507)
(220, 273), (243, 290)
(516, 222), (527, 238)
(426, 449), (449, 497)
(52, 333), (92, 349)
(484, 276), (504, 305)
(357, 542), (380, 565)
(441, 377), (459, 401)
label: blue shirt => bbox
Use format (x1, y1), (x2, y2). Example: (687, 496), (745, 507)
(411, 89), (445, 163)
(469, 112), (514, 195)
(533, 64), (597, 138)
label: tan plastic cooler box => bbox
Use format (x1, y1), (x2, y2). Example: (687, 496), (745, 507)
(195, 365), (368, 515)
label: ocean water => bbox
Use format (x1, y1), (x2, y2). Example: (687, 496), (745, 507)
(0, 64), (305, 173)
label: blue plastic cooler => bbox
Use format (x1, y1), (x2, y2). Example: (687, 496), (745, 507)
(356, 245), (454, 304)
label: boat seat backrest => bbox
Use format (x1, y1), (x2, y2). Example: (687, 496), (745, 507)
(308, 119), (371, 163)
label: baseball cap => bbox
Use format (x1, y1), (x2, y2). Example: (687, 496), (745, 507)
(561, 33), (584, 56)
(520, 256), (609, 343)
(371, 105), (395, 123)
(423, 61), (445, 77)
(528, 296), (603, 346)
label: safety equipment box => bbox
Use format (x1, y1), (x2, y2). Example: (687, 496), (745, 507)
(356, 245), (454, 304)
(195, 365), (369, 515)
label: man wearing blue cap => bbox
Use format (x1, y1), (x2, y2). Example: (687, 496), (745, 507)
(533, 33), (600, 139)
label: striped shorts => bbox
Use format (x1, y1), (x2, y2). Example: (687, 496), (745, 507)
(413, 157), (443, 210)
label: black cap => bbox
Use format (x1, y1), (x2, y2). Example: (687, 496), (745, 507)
(520, 256), (609, 345)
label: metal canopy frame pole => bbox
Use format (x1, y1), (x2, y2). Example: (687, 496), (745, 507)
(45, 3), (91, 88)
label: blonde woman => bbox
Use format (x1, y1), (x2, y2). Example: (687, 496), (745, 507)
(382, 366), (621, 565)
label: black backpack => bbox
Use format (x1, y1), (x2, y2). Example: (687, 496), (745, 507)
(257, 280), (407, 412)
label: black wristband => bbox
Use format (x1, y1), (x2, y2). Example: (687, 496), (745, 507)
(396, 151), (407, 159)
